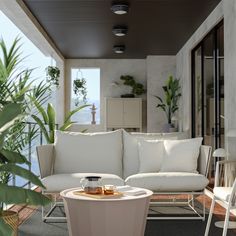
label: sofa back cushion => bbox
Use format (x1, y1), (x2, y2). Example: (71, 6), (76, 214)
(160, 137), (203, 173)
(54, 130), (123, 177)
(123, 130), (187, 178)
(138, 140), (164, 173)
(123, 131), (162, 178)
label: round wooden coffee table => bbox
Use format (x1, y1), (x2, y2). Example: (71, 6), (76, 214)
(60, 187), (153, 236)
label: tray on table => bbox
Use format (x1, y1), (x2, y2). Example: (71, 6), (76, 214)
(73, 190), (124, 199)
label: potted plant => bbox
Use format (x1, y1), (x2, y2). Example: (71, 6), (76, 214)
(120, 75), (145, 97)
(0, 103), (51, 235)
(30, 98), (90, 143)
(155, 75), (181, 132)
(73, 78), (87, 106)
(46, 66), (60, 87)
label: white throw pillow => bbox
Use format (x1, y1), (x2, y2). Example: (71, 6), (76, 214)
(138, 140), (164, 173)
(160, 137), (203, 173)
(123, 130), (163, 178)
(54, 130), (123, 177)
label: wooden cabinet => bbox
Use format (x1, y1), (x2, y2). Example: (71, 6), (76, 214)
(105, 98), (142, 131)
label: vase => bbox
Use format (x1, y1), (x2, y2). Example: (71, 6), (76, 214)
(1, 210), (19, 236)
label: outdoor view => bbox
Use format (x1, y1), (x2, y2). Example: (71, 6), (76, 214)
(0, 11), (54, 187)
(71, 68), (100, 124)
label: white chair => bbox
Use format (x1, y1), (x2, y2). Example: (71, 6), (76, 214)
(205, 160), (236, 236)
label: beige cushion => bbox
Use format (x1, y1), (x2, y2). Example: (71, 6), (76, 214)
(125, 172), (209, 192)
(42, 173), (125, 192)
(214, 187), (233, 202)
(160, 138), (203, 173)
(54, 130), (123, 177)
(138, 140), (164, 173)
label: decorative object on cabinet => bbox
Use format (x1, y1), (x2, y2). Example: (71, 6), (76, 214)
(155, 75), (181, 132)
(105, 98), (142, 131)
(120, 75), (145, 98)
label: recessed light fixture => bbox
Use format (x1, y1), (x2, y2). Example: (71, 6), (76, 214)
(113, 45), (125, 53)
(112, 26), (128, 36)
(111, 3), (129, 15)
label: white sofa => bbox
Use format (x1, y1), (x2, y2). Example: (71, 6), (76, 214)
(37, 129), (211, 220)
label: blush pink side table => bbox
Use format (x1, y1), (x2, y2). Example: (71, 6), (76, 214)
(60, 187), (153, 236)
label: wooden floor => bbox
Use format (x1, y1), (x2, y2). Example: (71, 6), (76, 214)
(10, 194), (236, 233)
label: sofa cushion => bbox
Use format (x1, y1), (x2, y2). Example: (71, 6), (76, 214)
(123, 131), (163, 178)
(123, 130), (182, 178)
(54, 130), (123, 177)
(138, 140), (164, 173)
(125, 172), (209, 192)
(42, 173), (125, 192)
(214, 187), (233, 202)
(160, 138), (203, 173)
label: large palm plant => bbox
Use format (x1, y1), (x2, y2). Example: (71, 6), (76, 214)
(0, 103), (51, 235)
(155, 76), (181, 125)
(31, 98), (90, 143)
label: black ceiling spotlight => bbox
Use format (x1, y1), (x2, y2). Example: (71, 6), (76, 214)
(113, 45), (125, 54)
(112, 25), (128, 36)
(111, 2), (129, 15)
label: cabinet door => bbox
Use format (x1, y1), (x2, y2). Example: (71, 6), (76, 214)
(107, 99), (123, 127)
(123, 100), (141, 127)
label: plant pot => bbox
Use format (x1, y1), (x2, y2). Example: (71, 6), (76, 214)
(163, 124), (177, 133)
(1, 210), (19, 236)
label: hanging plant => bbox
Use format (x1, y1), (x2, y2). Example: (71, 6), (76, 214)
(46, 66), (60, 87)
(73, 77), (87, 106)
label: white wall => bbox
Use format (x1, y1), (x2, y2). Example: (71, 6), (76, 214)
(176, 1), (223, 133)
(65, 59), (146, 132)
(147, 56), (176, 132)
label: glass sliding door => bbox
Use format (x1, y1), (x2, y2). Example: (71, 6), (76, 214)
(192, 21), (224, 187)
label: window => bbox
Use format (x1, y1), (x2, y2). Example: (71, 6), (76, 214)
(71, 68), (100, 124)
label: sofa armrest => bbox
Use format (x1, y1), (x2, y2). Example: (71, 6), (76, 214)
(36, 144), (54, 179)
(198, 145), (212, 177)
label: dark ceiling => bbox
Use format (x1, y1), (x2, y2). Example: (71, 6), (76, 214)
(23, 0), (221, 59)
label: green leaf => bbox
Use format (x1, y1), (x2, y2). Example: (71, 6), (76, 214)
(63, 104), (90, 125)
(0, 164), (45, 188)
(0, 103), (21, 132)
(0, 149), (29, 164)
(154, 95), (163, 103)
(30, 96), (49, 124)
(47, 103), (56, 143)
(0, 184), (51, 206)
(0, 218), (13, 236)
(31, 115), (50, 143)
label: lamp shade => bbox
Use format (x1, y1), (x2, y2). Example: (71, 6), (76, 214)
(212, 148), (227, 158)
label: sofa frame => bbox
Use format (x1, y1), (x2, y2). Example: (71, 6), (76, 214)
(37, 139), (212, 222)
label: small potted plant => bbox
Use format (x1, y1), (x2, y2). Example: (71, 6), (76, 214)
(120, 75), (145, 97)
(155, 75), (181, 132)
(46, 66), (60, 87)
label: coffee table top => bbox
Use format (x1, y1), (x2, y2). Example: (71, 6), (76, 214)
(60, 187), (153, 202)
